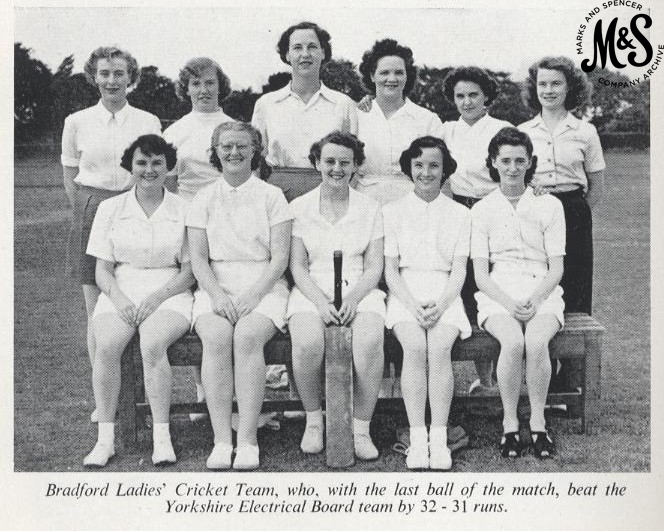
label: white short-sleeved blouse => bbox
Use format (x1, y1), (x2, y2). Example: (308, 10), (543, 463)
(61, 101), (162, 191)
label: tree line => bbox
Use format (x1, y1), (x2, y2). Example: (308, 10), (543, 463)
(15, 42), (649, 148)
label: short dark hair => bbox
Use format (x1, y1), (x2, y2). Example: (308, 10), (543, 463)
(443, 66), (499, 106)
(84, 46), (140, 87)
(485, 127), (538, 184)
(120, 134), (177, 172)
(209, 121), (264, 173)
(523, 56), (592, 112)
(399, 136), (457, 186)
(359, 39), (418, 97)
(176, 57), (232, 104)
(308, 131), (366, 167)
(277, 22), (332, 65)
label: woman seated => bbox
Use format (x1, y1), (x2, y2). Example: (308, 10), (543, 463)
(83, 134), (194, 467)
(472, 127), (565, 459)
(383, 136), (471, 470)
(288, 131), (385, 460)
(186, 122), (292, 470)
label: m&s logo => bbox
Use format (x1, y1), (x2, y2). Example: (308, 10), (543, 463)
(581, 12), (653, 72)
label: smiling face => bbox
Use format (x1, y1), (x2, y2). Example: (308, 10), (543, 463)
(214, 130), (255, 176)
(188, 67), (220, 112)
(131, 149), (168, 191)
(372, 55), (407, 101)
(411, 147), (445, 194)
(491, 144), (532, 188)
(94, 57), (131, 103)
(453, 80), (488, 124)
(536, 68), (569, 111)
(286, 28), (324, 78)
(316, 143), (356, 189)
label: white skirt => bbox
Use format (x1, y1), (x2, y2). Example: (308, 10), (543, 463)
(93, 264), (193, 323)
(475, 268), (565, 328)
(385, 269), (471, 339)
(287, 267), (385, 320)
(192, 261), (289, 331)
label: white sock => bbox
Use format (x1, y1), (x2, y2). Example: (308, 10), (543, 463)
(305, 409), (323, 427)
(196, 383), (205, 402)
(430, 425), (448, 446)
(353, 418), (370, 436)
(410, 426), (428, 445)
(98, 422), (115, 447)
(153, 423), (171, 444)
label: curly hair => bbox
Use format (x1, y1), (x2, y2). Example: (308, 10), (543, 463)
(443, 66), (499, 106)
(485, 127), (538, 184)
(398, 136), (457, 186)
(84, 46), (140, 87)
(359, 39), (418, 97)
(308, 131), (366, 167)
(277, 21), (332, 65)
(120, 134), (177, 173)
(523, 56), (592, 112)
(175, 57), (232, 104)
(209, 121), (264, 174)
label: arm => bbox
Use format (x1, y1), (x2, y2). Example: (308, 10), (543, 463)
(134, 261), (195, 324)
(234, 220), (292, 318)
(95, 259), (137, 326)
(187, 227), (238, 323)
(384, 255), (428, 327)
(584, 170), (604, 208)
(290, 236), (338, 325)
(338, 237), (384, 325)
(63, 166), (79, 210)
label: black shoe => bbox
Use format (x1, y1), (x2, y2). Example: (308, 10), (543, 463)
(531, 430), (556, 459)
(500, 432), (522, 458)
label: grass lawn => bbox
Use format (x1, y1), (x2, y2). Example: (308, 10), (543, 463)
(13, 150), (650, 472)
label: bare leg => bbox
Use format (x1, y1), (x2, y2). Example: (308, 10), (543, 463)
(484, 314), (525, 434)
(392, 322), (427, 428)
(195, 314), (234, 446)
(289, 313), (325, 412)
(524, 314), (560, 432)
(351, 312), (385, 421)
(233, 312), (277, 447)
(426, 322), (458, 427)
(82, 284), (100, 367)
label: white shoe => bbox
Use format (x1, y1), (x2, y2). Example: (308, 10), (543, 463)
(430, 444), (453, 470)
(468, 378), (500, 396)
(300, 424), (324, 454)
(152, 439), (176, 466)
(206, 443), (233, 470)
(90, 409), (99, 423)
(354, 433), (379, 460)
(406, 441), (429, 470)
(83, 442), (115, 467)
(233, 445), (260, 470)
(189, 400), (208, 422)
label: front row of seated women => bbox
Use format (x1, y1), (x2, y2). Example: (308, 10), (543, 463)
(84, 123), (565, 470)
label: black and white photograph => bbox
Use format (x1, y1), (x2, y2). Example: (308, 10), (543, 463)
(6, 0), (663, 528)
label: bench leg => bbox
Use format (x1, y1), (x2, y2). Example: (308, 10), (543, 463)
(325, 326), (354, 468)
(118, 335), (140, 450)
(582, 332), (602, 434)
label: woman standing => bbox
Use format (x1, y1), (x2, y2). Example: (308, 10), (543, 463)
(163, 57), (234, 416)
(83, 135), (193, 467)
(518, 57), (605, 389)
(61, 47), (161, 422)
(187, 122), (291, 470)
(355, 39), (444, 206)
(252, 21), (358, 202)
(383, 136), (471, 470)
(472, 127), (565, 459)
(441, 66), (512, 394)
(288, 131), (385, 460)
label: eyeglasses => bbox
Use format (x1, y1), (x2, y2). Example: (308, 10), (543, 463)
(214, 143), (251, 152)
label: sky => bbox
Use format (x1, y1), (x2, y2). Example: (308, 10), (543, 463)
(13, 2), (649, 91)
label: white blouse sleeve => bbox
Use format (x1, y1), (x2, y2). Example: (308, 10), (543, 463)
(60, 115), (80, 167)
(86, 199), (116, 262)
(470, 205), (489, 260)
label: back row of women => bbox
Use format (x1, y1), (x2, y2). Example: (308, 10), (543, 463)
(62, 21), (605, 471)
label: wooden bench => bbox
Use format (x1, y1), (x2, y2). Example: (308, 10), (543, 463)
(117, 312), (604, 451)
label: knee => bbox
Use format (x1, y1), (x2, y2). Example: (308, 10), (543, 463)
(292, 334), (324, 367)
(499, 335), (525, 361)
(525, 334), (551, 357)
(233, 326), (264, 360)
(94, 339), (124, 365)
(403, 341), (427, 366)
(140, 337), (168, 367)
(353, 332), (384, 374)
(199, 331), (233, 364)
